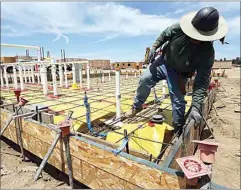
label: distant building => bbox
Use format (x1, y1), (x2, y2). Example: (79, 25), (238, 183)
(56, 58), (111, 70)
(213, 60), (232, 69)
(1, 56), (16, 64)
(112, 62), (143, 70)
(56, 58), (87, 63)
(89, 59), (111, 69)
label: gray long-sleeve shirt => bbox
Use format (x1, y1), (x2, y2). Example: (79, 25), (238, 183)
(152, 23), (215, 111)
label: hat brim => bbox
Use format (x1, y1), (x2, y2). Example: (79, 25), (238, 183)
(180, 11), (228, 41)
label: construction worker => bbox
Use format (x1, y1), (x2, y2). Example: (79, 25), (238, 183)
(126, 7), (228, 134)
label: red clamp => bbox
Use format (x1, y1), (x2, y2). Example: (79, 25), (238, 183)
(13, 89), (21, 102)
(58, 120), (72, 137)
(47, 94), (61, 99)
(18, 97), (29, 106)
(148, 121), (155, 127)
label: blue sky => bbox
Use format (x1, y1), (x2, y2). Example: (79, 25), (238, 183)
(1, 1), (241, 62)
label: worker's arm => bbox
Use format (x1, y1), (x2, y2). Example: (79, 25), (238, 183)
(191, 52), (215, 112)
(148, 23), (180, 63)
(152, 23), (180, 50)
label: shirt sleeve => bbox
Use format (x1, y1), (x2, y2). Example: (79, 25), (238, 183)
(152, 23), (180, 50)
(192, 52), (215, 111)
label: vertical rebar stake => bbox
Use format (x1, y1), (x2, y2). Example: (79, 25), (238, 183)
(59, 122), (74, 189)
(16, 106), (26, 161)
(63, 135), (74, 189)
(124, 129), (129, 154)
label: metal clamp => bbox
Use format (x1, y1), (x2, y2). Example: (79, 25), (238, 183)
(112, 129), (129, 155)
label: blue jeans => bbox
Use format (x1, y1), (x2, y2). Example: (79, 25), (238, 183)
(134, 56), (187, 127)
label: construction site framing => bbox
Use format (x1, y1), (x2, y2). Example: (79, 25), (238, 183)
(0, 57), (227, 189)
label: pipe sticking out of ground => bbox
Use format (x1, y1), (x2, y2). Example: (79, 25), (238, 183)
(79, 64), (83, 88)
(41, 65), (48, 95)
(51, 59), (58, 96)
(72, 63), (76, 85)
(18, 65), (24, 90)
(28, 66), (31, 83)
(59, 64), (64, 87)
(13, 66), (18, 89)
(23, 66), (27, 83)
(64, 64), (68, 88)
(4, 67), (9, 89)
(0, 69), (4, 88)
(116, 69), (121, 119)
(31, 65), (35, 84)
(87, 62), (90, 90)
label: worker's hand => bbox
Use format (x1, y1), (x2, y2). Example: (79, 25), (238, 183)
(148, 48), (156, 64)
(187, 107), (202, 126)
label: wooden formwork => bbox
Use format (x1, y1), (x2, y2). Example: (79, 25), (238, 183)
(0, 83), (226, 189)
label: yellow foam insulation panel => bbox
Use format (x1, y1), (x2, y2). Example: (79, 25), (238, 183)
(99, 105), (117, 113)
(60, 97), (81, 103)
(49, 104), (77, 112)
(90, 101), (114, 109)
(106, 122), (174, 157)
(53, 114), (86, 132)
(102, 97), (116, 103)
(90, 110), (115, 121)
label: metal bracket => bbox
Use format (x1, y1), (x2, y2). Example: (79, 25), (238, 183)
(112, 129), (129, 155)
(22, 108), (49, 120)
(65, 111), (73, 121)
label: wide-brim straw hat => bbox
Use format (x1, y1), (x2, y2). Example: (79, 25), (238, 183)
(180, 11), (228, 41)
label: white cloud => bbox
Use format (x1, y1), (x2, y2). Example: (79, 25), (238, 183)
(227, 16), (241, 35)
(166, 2), (240, 17)
(1, 2), (177, 44)
(93, 33), (122, 44)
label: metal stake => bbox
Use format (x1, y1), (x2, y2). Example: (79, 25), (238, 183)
(63, 135), (74, 188)
(201, 114), (215, 139)
(124, 129), (129, 154)
(16, 116), (26, 161)
(34, 132), (61, 181)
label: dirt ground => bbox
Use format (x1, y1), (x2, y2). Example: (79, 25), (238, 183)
(0, 68), (240, 189)
(204, 67), (241, 188)
(0, 140), (73, 189)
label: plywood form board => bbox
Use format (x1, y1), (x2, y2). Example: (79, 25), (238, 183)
(1, 110), (18, 143)
(70, 136), (186, 189)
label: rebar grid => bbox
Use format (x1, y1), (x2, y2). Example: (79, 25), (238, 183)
(0, 70), (173, 158)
